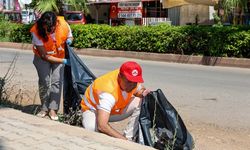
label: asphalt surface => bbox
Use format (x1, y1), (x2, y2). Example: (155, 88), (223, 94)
(1, 44), (250, 150)
(1, 47), (250, 130)
(0, 42), (250, 68)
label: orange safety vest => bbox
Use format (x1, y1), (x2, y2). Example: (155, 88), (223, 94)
(81, 69), (138, 115)
(30, 16), (69, 58)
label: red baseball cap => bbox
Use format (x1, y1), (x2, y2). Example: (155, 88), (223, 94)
(120, 61), (144, 83)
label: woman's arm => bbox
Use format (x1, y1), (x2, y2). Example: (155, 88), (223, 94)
(35, 45), (64, 64)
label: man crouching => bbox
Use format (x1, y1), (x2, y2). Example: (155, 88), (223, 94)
(81, 61), (150, 140)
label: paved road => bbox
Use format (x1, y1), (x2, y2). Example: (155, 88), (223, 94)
(1, 47), (250, 150)
(0, 107), (153, 150)
(1, 48), (250, 130)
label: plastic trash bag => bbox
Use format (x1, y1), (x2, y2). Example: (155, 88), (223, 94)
(138, 89), (194, 150)
(63, 45), (96, 122)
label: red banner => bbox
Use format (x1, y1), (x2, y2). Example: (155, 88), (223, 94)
(110, 3), (118, 19)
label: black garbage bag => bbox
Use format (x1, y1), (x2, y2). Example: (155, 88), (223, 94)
(63, 45), (96, 124)
(139, 89), (194, 150)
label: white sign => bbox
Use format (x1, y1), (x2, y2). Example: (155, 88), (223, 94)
(118, 2), (142, 8)
(19, 0), (32, 4)
(118, 12), (142, 18)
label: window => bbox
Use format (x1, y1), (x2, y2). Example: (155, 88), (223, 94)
(65, 13), (83, 21)
(143, 1), (168, 17)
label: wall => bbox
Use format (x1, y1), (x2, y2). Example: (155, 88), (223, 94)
(4, 0), (14, 10)
(168, 6), (180, 25)
(88, 4), (110, 24)
(180, 4), (210, 25)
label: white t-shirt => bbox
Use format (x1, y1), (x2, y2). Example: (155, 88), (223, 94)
(98, 84), (143, 113)
(31, 23), (73, 46)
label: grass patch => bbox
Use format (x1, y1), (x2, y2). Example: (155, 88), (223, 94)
(0, 53), (19, 108)
(0, 53), (39, 113)
(0, 52), (82, 126)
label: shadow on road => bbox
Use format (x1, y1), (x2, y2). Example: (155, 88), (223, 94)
(0, 139), (7, 150)
(174, 55), (220, 66)
(201, 56), (220, 66)
(0, 102), (40, 116)
(21, 104), (40, 115)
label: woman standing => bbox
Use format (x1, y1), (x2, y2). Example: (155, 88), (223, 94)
(30, 11), (73, 120)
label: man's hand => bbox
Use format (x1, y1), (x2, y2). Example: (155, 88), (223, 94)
(142, 89), (151, 97)
(134, 87), (151, 98)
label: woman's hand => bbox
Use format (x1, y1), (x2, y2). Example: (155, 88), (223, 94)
(66, 39), (72, 45)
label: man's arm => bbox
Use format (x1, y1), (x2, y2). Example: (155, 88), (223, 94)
(96, 109), (127, 140)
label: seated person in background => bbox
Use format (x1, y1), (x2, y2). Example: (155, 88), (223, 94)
(81, 61), (150, 140)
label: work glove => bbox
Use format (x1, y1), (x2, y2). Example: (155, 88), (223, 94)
(66, 39), (72, 45)
(62, 59), (71, 66)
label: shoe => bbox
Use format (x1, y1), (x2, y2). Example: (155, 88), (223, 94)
(36, 111), (47, 118)
(49, 115), (59, 121)
(49, 110), (59, 121)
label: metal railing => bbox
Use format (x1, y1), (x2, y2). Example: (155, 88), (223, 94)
(142, 17), (171, 26)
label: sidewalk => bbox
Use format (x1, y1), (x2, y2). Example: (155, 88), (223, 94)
(0, 42), (249, 68)
(0, 107), (154, 150)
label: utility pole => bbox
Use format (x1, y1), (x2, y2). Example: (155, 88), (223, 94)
(217, 0), (220, 17)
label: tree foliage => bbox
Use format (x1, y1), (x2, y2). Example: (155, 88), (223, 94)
(221, 0), (249, 14)
(65, 0), (89, 13)
(28, 0), (88, 15)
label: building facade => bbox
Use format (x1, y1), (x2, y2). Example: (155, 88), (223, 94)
(0, 0), (22, 11)
(87, 0), (169, 26)
(86, 0), (216, 26)
(0, 0), (14, 11)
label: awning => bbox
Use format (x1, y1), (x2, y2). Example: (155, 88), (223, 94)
(88, 0), (155, 4)
(162, 0), (218, 8)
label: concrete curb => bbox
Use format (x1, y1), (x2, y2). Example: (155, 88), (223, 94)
(1, 42), (250, 68)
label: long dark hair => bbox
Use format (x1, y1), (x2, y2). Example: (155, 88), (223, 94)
(37, 11), (57, 41)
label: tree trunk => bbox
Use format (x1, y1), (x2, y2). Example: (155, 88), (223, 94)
(56, 0), (64, 16)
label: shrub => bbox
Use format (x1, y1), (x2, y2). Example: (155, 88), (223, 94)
(4, 23), (250, 58)
(0, 20), (20, 42)
(9, 24), (33, 43)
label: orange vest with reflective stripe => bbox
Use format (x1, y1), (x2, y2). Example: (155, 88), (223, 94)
(30, 16), (69, 58)
(81, 69), (138, 115)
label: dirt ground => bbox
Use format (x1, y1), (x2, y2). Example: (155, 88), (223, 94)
(111, 118), (250, 150)
(1, 57), (250, 150)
